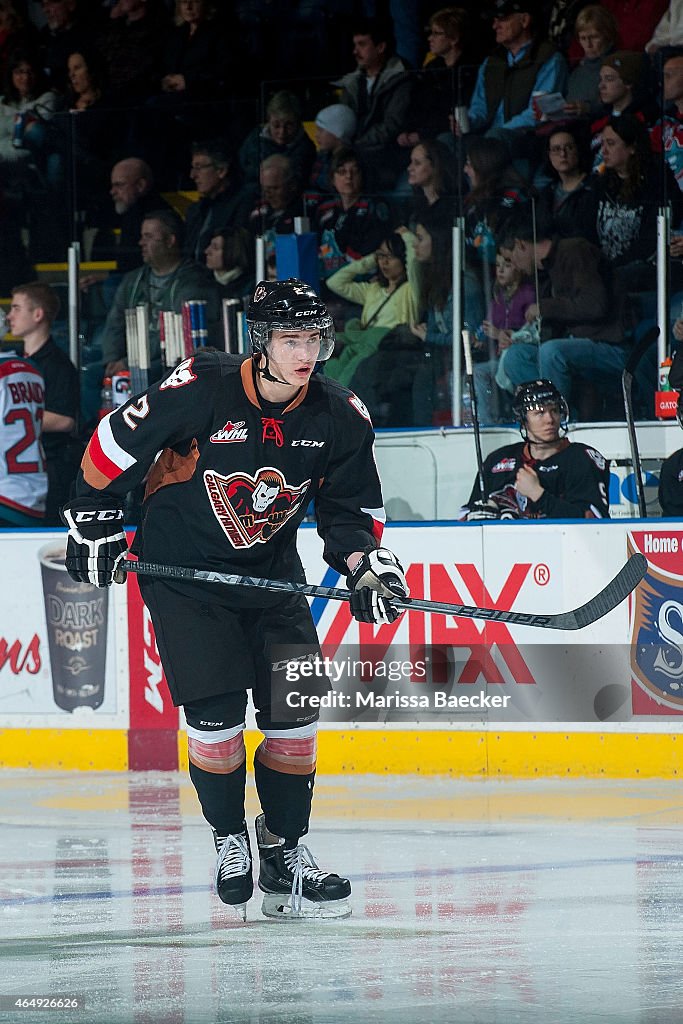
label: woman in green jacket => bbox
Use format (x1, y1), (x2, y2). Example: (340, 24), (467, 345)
(324, 232), (417, 387)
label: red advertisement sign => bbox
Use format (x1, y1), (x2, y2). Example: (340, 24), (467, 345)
(126, 547), (179, 768)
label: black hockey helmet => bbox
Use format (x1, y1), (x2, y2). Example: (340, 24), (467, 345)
(246, 279), (335, 361)
(512, 379), (569, 437)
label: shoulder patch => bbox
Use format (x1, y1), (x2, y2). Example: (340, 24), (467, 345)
(160, 357), (197, 390)
(348, 392), (371, 422)
(584, 447), (606, 471)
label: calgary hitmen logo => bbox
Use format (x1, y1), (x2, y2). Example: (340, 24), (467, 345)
(204, 467), (310, 547)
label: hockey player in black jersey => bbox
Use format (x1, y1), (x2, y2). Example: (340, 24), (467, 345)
(461, 379), (611, 520)
(60, 279), (409, 921)
(659, 390), (683, 516)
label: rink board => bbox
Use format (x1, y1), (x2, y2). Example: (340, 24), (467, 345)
(0, 522), (682, 775)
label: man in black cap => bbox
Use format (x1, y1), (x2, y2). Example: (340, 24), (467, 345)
(465, 0), (567, 156)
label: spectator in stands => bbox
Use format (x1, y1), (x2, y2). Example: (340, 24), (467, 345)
(463, 135), (529, 324)
(498, 206), (626, 415)
(475, 244), (536, 423)
(158, 0), (224, 101)
(564, 5), (618, 120)
(184, 140), (254, 263)
(647, 2), (683, 54)
(308, 103), (357, 196)
(204, 225), (254, 300)
(91, 156), (172, 272)
(405, 138), (457, 224)
(239, 90), (316, 187)
(333, 16), (413, 189)
(325, 231), (417, 388)
(650, 50), (683, 193)
(0, 50), (59, 190)
(589, 52), (652, 168)
(38, 0), (89, 91)
(65, 47), (105, 112)
(546, 0), (597, 62)
(100, 209), (221, 381)
(45, 47), (118, 214)
(314, 147), (390, 280)
(463, 0), (567, 162)
(6, 281), (80, 524)
(405, 214), (456, 426)
(536, 121), (598, 242)
(0, 184), (32, 290)
(595, 113), (682, 293)
(601, 0), (669, 54)
(0, 1), (37, 84)
(397, 6), (480, 148)
(248, 154), (302, 265)
(0, 346), (47, 528)
(95, 0), (166, 103)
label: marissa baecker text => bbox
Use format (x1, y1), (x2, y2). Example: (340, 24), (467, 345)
(284, 690), (513, 709)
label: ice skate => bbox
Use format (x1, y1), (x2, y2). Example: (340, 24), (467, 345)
(213, 829), (252, 921)
(255, 813), (351, 920)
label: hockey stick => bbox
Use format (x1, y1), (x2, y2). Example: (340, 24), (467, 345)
(462, 330), (487, 499)
(122, 552), (647, 631)
(622, 326), (658, 518)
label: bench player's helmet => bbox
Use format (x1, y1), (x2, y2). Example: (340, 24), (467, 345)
(247, 279), (335, 362)
(512, 379), (569, 439)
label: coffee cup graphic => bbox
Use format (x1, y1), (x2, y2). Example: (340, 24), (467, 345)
(39, 545), (108, 712)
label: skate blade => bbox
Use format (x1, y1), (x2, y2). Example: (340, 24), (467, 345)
(224, 901), (248, 923)
(261, 894), (351, 921)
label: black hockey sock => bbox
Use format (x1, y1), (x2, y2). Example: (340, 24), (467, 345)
(189, 760), (247, 835)
(254, 758), (315, 840)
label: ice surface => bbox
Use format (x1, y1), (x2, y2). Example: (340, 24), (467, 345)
(1, 772), (683, 1024)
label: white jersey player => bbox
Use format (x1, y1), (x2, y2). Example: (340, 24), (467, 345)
(0, 352), (47, 526)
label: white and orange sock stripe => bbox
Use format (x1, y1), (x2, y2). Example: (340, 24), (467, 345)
(255, 722), (317, 775)
(187, 722), (246, 774)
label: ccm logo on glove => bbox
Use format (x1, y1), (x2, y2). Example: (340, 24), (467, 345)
(72, 509), (125, 523)
(61, 499), (128, 589)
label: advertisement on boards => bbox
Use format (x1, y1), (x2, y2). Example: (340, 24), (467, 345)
(2, 522), (683, 730)
(628, 529), (683, 717)
(290, 525), (659, 726)
(0, 532), (123, 725)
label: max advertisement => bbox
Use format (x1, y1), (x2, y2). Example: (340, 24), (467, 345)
(0, 524), (682, 728)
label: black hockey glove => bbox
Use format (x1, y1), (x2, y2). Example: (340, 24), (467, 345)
(346, 548), (408, 625)
(465, 500), (501, 521)
(61, 498), (127, 588)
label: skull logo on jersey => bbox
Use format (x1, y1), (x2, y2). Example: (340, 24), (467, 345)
(160, 357), (197, 390)
(204, 467), (310, 548)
